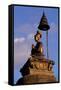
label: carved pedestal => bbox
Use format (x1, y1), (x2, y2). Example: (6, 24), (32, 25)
(16, 57), (56, 85)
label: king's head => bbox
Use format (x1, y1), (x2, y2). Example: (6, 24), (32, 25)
(34, 30), (42, 42)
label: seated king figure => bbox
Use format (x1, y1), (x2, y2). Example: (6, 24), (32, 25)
(31, 31), (44, 57)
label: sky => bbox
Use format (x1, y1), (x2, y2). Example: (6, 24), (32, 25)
(14, 5), (59, 84)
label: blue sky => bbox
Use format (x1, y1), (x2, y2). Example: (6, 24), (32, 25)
(14, 6), (59, 84)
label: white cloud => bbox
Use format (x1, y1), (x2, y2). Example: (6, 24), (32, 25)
(14, 38), (31, 67)
(14, 33), (35, 44)
(14, 37), (25, 43)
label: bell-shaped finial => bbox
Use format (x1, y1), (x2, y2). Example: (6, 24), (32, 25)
(38, 12), (50, 31)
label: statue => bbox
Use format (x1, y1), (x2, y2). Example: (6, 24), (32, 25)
(31, 30), (44, 59)
(16, 12), (56, 85)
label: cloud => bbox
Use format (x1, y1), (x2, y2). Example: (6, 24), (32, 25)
(14, 37), (25, 43)
(14, 33), (35, 44)
(14, 38), (31, 67)
(14, 33), (35, 68)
